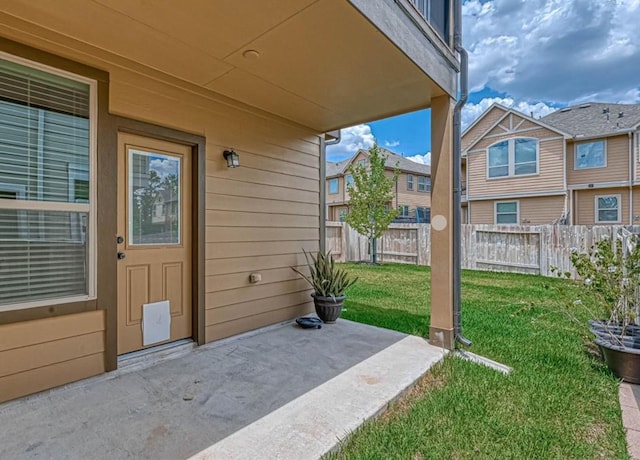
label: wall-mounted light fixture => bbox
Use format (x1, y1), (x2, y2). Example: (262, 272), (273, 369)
(223, 149), (239, 168)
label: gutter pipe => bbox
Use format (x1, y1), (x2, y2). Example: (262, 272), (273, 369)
(452, 0), (472, 347)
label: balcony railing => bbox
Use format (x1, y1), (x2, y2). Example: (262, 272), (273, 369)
(408, 0), (450, 42)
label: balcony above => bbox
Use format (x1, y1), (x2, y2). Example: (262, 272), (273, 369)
(0, 0), (459, 132)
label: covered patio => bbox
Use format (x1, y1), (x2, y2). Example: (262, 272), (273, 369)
(0, 319), (446, 459)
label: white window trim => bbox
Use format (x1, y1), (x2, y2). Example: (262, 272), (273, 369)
(574, 139), (607, 170)
(595, 194), (621, 224)
(494, 200), (520, 225)
(407, 174), (414, 191)
(0, 51), (98, 313)
(486, 138), (539, 180)
(328, 178), (339, 194)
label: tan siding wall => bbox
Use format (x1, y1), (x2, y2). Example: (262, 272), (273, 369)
(574, 187), (630, 225)
(567, 135), (631, 185)
(462, 106), (507, 151)
(396, 172), (431, 209)
(468, 131), (565, 197)
(469, 196), (565, 225)
(0, 38), (321, 345)
(0, 311), (106, 403)
(105, 70), (322, 342)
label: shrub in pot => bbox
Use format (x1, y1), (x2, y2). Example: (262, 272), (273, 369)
(291, 250), (357, 323)
(568, 231), (640, 382)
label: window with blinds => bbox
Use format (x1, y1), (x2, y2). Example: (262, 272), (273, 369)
(0, 54), (94, 310)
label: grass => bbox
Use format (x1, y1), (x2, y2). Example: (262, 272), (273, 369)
(327, 263), (628, 460)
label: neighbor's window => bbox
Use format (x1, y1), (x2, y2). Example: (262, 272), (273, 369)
(345, 174), (354, 187)
(488, 138), (539, 178)
(0, 55), (95, 310)
(407, 174), (414, 191)
(398, 205), (409, 217)
(328, 178), (338, 194)
(416, 207), (431, 223)
(418, 176), (431, 192)
(576, 140), (606, 169)
(495, 201), (519, 224)
(595, 195), (620, 223)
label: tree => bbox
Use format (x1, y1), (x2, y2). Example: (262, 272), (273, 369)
(345, 144), (399, 264)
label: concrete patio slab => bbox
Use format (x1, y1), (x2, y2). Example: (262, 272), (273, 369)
(0, 319), (447, 460)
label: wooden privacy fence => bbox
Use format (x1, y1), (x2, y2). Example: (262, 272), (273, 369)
(326, 222), (640, 278)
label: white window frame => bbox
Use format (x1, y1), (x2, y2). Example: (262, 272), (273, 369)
(575, 139), (607, 170)
(328, 178), (338, 194)
(0, 51), (97, 313)
(487, 138), (539, 179)
(407, 174), (414, 191)
(595, 194), (621, 224)
(494, 200), (520, 225)
(398, 205), (409, 217)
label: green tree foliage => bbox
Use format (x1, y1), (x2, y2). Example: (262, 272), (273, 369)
(345, 144), (399, 264)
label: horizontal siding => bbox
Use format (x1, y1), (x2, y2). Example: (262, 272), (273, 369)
(574, 187), (630, 225)
(470, 196), (565, 225)
(396, 191), (431, 208)
(469, 200), (493, 224)
(105, 65), (322, 343)
(519, 196), (566, 224)
(0, 310), (105, 403)
(205, 303), (312, 342)
(567, 135), (631, 185)
(468, 135), (565, 197)
(462, 106), (507, 151)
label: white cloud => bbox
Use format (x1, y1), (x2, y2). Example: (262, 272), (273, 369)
(149, 156), (179, 179)
(406, 152), (431, 166)
(326, 124), (375, 161)
(384, 140), (400, 148)
(462, 97), (557, 130)
(463, 0), (640, 104)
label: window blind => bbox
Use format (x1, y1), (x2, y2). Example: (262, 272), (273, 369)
(0, 56), (91, 308)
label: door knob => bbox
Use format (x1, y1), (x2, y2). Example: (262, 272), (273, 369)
(117, 252), (126, 260)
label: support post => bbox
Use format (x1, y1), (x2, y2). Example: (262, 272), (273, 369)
(429, 95), (456, 349)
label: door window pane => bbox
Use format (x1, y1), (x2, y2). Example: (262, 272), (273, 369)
(129, 150), (181, 245)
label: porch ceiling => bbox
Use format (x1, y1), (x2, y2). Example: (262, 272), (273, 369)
(1, 0), (447, 132)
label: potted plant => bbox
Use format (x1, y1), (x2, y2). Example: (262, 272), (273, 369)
(291, 250), (357, 323)
(569, 230), (640, 382)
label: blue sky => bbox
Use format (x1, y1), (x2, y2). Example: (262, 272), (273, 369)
(327, 0), (640, 163)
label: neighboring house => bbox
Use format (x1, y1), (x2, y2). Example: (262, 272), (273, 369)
(326, 148), (432, 222)
(0, 1), (461, 402)
(462, 102), (640, 225)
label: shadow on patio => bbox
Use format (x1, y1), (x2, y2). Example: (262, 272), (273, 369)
(0, 319), (446, 459)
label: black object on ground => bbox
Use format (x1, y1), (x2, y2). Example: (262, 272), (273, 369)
(296, 317), (322, 329)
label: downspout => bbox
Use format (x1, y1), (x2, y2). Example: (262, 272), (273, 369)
(322, 131), (342, 251)
(629, 132), (634, 225)
(452, 0), (472, 347)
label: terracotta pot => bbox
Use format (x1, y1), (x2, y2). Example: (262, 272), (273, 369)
(311, 293), (346, 323)
(596, 338), (640, 384)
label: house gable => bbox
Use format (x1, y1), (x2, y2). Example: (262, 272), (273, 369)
(462, 104), (508, 152)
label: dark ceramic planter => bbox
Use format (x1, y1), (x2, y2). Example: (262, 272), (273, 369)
(311, 293), (346, 323)
(596, 338), (640, 384)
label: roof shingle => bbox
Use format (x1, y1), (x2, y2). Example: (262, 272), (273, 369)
(541, 102), (640, 138)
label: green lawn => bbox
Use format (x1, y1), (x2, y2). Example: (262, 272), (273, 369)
(328, 263), (628, 460)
